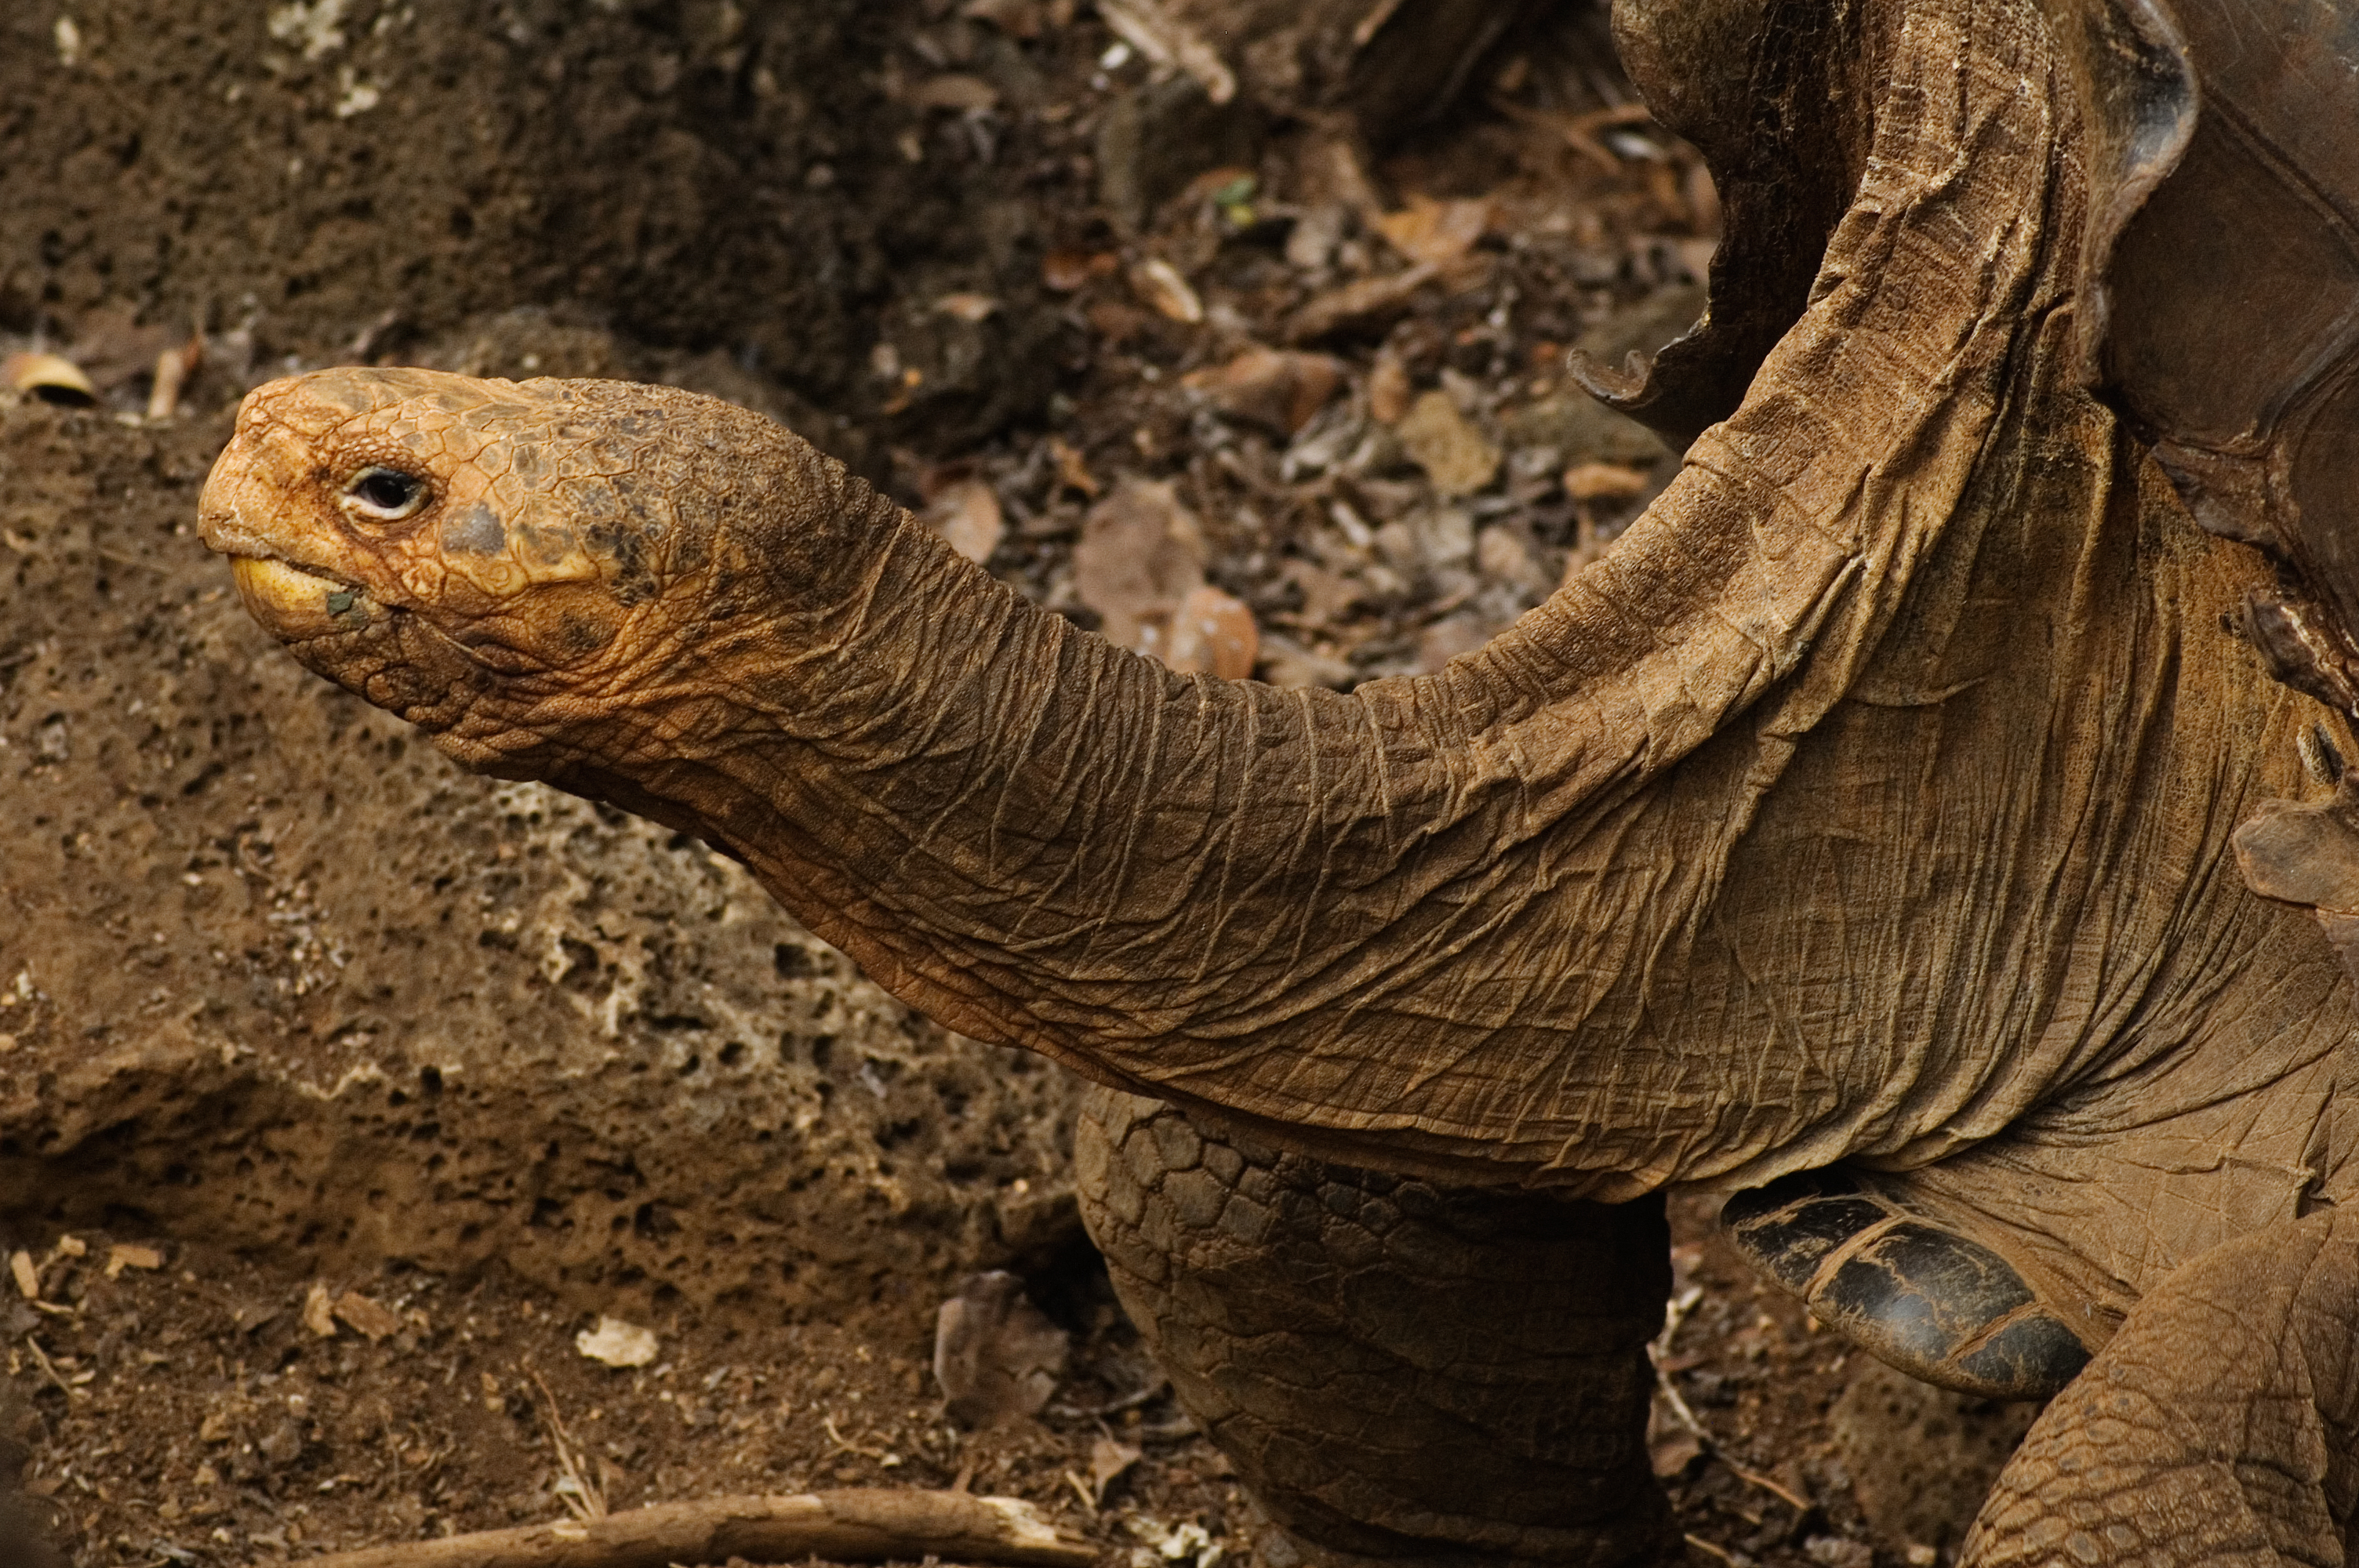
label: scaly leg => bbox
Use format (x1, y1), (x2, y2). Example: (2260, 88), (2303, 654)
(1075, 1084), (1674, 1568)
(1963, 1209), (2359, 1566)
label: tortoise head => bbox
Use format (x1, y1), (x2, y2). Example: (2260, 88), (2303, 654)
(198, 366), (787, 772)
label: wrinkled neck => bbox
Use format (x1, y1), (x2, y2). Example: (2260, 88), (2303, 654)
(499, 0), (2346, 1191)
(536, 484), (1432, 1075)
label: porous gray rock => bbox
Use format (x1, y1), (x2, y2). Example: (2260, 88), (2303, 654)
(0, 401), (1078, 1334)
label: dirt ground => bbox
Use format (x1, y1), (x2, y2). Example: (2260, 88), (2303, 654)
(0, 2), (2040, 1564)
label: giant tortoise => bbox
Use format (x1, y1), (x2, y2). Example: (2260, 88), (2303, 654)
(194, 0), (2359, 1559)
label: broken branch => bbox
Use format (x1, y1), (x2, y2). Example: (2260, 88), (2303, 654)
(293, 1488), (1099, 1568)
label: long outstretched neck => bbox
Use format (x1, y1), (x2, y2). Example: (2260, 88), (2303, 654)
(528, 282), (2001, 1156)
(507, 0), (2103, 1163)
(492, 0), (2320, 1183)
(532, 455), (1512, 1084)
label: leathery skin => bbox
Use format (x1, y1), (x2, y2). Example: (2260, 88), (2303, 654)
(1075, 1084), (1675, 1567)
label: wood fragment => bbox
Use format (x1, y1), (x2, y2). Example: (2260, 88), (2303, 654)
(303, 1279), (338, 1338)
(333, 1290), (405, 1341)
(294, 1489), (1098, 1568)
(104, 1243), (162, 1279)
(147, 335), (202, 421)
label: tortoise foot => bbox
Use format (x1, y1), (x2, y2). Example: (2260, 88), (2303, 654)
(1078, 1085), (1676, 1568)
(1721, 1170), (2094, 1400)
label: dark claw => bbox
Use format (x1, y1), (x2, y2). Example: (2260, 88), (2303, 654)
(1721, 1171), (2093, 1401)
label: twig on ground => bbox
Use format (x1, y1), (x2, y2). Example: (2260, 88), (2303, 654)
(293, 1488), (1098, 1568)
(1047, 1375), (1171, 1420)
(527, 1368), (606, 1521)
(19, 1339), (81, 1403)
(1648, 1286), (1710, 1443)
(1649, 1287), (1813, 1515)
(1715, 1452), (1812, 1514)
(821, 1412), (898, 1464)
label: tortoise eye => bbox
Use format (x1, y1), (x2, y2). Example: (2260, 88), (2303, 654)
(343, 466), (429, 522)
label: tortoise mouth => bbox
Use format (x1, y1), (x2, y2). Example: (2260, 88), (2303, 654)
(229, 554), (383, 641)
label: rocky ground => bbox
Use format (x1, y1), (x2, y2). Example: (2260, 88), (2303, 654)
(0, 1), (2039, 1563)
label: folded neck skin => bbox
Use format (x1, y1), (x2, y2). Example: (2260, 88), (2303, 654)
(200, 5), (2345, 1203)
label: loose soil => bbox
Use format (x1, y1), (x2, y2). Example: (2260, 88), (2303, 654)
(0, 2), (2039, 1565)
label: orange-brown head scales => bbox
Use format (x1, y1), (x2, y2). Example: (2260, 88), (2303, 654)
(198, 366), (844, 775)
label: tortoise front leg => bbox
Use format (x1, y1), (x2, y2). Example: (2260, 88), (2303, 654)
(1962, 1209), (2359, 1566)
(1075, 1084), (1674, 1567)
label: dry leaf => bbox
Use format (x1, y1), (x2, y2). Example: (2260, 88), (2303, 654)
(1417, 611), (1493, 672)
(1041, 248), (1114, 292)
(1089, 1436), (1143, 1500)
(1073, 479), (1207, 652)
(1283, 263), (1438, 343)
(1476, 526), (1549, 594)
(923, 479), (1007, 564)
(1397, 390), (1500, 497)
(1285, 202), (1348, 271)
(907, 73), (999, 111)
(104, 1243), (162, 1279)
(934, 1271), (1070, 1428)
(302, 1280), (338, 1338)
(1182, 346), (1343, 436)
(1368, 349), (1412, 424)
(1130, 257), (1203, 324)
(1257, 632), (1354, 690)
(1178, 164), (1256, 209)
(1094, 0), (1234, 103)
(1282, 558), (1363, 627)
(933, 292), (1001, 323)
(576, 1315), (660, 1368)
(1086, 300), (1154, 347)
(1562, 461), (1652, 503)
(1648, 1395), (1705, 1479)
(1163, 583), (1258, 679)
(1048, 436), (1100, 498)
(1373, 195), (1491, 268)
(333, 1290), (405, 1342)
(961, 0), (1041, 37)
